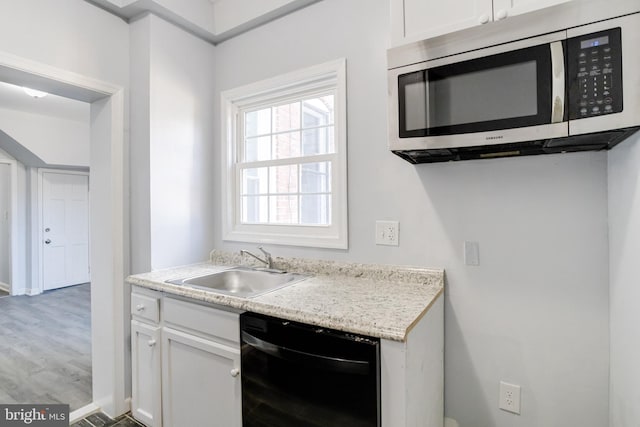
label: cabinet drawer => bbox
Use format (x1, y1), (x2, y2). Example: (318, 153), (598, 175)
(163, 297), (240, 344)
(132, 292), (160, 324)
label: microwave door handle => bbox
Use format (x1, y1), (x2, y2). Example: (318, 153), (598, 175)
(242, 331), (371, 375)
(424, 70), (430, 129)
(550, 41), (565, 123)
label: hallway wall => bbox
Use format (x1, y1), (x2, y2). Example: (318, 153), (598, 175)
(0, 162), (10, 285)
(0, 149), (27, 295)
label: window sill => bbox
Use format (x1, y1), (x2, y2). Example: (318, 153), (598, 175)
(223, 228), (347, 250)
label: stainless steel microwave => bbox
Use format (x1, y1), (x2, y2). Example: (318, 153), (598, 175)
(388, 13), (640, 163)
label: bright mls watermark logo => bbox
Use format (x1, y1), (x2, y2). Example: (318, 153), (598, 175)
(0, 405), (68, 427)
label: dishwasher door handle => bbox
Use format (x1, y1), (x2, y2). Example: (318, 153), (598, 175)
(242, 331), (371, 375)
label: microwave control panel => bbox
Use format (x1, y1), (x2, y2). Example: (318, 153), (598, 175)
(567, 27), (623, 120)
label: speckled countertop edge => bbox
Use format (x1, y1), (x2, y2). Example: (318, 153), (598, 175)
(127, 252), (444, 342)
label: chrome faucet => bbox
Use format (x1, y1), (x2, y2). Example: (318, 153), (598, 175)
(240, 247), (274, 269)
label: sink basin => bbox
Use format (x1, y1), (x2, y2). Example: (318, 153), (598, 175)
(166, 267), (307, 298)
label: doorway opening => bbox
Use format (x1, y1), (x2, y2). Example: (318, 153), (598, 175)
(0, 52), (127, 420)
(0, 88), (94, 411)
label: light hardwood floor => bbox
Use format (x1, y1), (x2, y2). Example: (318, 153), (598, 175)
(0, 283), (92, 411)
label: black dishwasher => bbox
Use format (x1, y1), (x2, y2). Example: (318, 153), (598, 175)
(240, 312), (380, 427)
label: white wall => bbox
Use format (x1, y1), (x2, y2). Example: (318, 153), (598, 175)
(0, 107), (89, 167)
(0, 0), (129, 90)
(608, 131), (640, 427)
(0, 162), (10, 285)
(130, 14), (216, 273)
(212, 1), (610, 426)
(0, 149), (28, 296)
(130, 16), (153, 275)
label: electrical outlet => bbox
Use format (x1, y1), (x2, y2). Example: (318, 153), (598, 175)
(375, 221), (399, 246)
(499, 381), (521, 414)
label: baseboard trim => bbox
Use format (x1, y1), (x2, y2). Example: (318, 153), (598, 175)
(69, 402), (100, 424)
(26, 288), (42, 296)
(0, 282), (9, 292)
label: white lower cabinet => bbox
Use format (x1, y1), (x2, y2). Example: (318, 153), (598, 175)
(381, 294), (444, 427)
(131, 320), (162, 427)
(161, 327), (241, 427)
(131, 287), (444, 427)
(130, 287), (242, 427)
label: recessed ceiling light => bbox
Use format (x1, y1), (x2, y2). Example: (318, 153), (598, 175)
(23, 87), (48, 98)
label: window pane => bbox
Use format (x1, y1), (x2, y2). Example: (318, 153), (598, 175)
(273, 131), (301, 159)
(301, 162), (331, 193)
(303, 95), (334, 127)
(270, 195), (298, 224)
(242, 196), (268, 223)
(301, 194), (330, 225)
(272, 102), (301, 133)
(302, 126), (334, 156)
(245, 108), (271, 137)
(244, 136), (271, 162)
(242, 168), (268, 195)
(269, 165), (298, 194)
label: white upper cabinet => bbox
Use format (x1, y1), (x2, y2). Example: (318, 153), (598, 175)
(391, 0), (573, 47)
(493, 0), (572, 20)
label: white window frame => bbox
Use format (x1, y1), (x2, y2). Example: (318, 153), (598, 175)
(221, 59), (348, 249)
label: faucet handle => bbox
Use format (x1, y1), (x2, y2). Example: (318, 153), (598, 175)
(257, 246), (273, 269)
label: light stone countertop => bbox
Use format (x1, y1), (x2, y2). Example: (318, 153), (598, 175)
(126, 251), (444, 342)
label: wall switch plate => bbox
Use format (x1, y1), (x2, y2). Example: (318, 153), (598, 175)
(499, 381), (521, 414)
(464, 241), (480, 266)
(375, 221), (399, 246)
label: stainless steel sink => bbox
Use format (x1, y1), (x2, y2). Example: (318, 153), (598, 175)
(166, 267), (307, 298)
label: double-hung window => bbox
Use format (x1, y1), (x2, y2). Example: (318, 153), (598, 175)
(221, 59), (347, 248)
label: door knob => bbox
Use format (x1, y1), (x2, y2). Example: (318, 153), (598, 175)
(230, 368), (240, 377)
(478, 14), (490, 24)
(496, 9), (508, 20)
(44, 239), (51, 244)
(45, 228), (50, 232)
(147, 339), (157, 347)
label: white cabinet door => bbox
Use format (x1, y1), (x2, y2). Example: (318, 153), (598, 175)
(131, 320), (162, 427)
(161, 327), (242, 427)
(392, 0), (493, 45)
(392, 0), (574, 47)
(493, 0), (572, 21)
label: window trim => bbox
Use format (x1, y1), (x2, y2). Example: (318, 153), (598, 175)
(221, 59), (348, 249)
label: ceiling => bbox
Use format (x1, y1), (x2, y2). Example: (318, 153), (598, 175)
(0, 81), (89, 123)
(84, 0), (321, 44)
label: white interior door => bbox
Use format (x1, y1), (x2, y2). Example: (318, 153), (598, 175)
(42, 171), (90, 291)
(0, 163), (10, 287)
